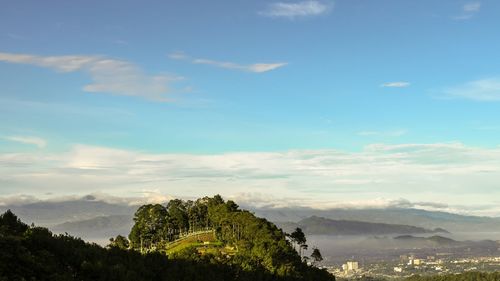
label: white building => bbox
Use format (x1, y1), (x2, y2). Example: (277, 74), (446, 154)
(342, 261), (359, 273)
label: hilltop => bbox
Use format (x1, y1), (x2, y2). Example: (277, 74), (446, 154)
(125, 196), (333, 279)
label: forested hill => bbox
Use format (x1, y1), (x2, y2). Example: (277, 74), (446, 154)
(0, 195), (334, 281)
(126, 195), (333, 280)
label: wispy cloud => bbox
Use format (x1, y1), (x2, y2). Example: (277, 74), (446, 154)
(0, 52), (181, 101)
(453, 2), (481, 20)
(259, 1), (331, 19)
(381, 81), (410, 88)
(357, 130), (407, 137)
(444, 77), (500, 101)
(463, 2), (481, 12)
(169, 52), (287, 73)
(4, 136), (47, 148)
(2, 142), (500, 215)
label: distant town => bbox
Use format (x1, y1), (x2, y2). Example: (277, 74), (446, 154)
(326, 244), (500, 279)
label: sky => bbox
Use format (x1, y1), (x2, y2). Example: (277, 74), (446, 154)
(1, 0), (500, 216)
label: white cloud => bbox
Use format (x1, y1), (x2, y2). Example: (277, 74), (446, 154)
(463, 2), (481, 12)
(453, 2), (481, 20)
(2, 142), (500, 216)
(230, 193), (450, 211)
(4, 136), (47, 148)
(169, 52), (287, 73)
(0, 194), (39, 206)
(381, 81), (410, 88)
(0, 192), (173, 207)
(0, 52), (181, 101)
(444, 77), (500, 101)
(259, 1), (331, 18)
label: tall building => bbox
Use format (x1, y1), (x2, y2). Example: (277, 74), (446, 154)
(346, 261), (359, 271)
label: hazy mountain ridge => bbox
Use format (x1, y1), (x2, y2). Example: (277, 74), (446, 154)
(393, 234), (500, 250)
(52, 215), (134, 241)
(0, 197), (137, 226)
(394, 235), (459, 245)
(2, 196), (500, 244)
(280, 216), (448, 236)
(252, 207), (500, 232)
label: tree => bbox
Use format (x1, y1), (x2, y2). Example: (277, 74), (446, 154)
(129, 204), (168, 251)
(225, 200), (239, 212)
(289, 227), (307, 257)
(187, 199), (209, 230)
(300, 243), (309, 258)
(311, 247), (323, 265)
(109, 235), (130, 250)
(0, 209), (28, 235)
(167, 199), (189, 232)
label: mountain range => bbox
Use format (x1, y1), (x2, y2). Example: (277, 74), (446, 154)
(251, 206), (500, 233)
(392, 235), (500, 250)
(2, 195), (500, 243)
(279, 216), (448, 236)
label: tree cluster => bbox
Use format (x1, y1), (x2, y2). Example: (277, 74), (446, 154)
(126, 195), (332, 280)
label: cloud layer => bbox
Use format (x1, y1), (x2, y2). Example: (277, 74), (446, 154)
(0, 52), (180, 101)
(169, 52), (287, 73)
(4, 136), (47, 148)
(259, 1), (331, 18)
(2, 142), (500, 216)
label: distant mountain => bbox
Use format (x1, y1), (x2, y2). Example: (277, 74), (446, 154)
(2, 195), (500, 245)
(252, 207), (500, 232)
(52, 215), (133, 241)
(394, 235), (458, 246)
(393, 235), (499, 250)
(0, 196), (137, 226)
(280, 216), (448, 236)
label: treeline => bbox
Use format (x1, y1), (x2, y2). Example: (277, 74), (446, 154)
(127, 195), (332, 279)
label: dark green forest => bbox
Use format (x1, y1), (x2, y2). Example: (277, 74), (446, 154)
(0, 195), (333, 281)
(127, 195), (323, 276)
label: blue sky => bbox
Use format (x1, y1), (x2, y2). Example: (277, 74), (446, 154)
(1, 1), (500, 215)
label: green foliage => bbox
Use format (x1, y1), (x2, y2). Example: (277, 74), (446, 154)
(288, 227), (308, 257)
(108, 235), (130, 250)
(1, 205), (334, 281)
(0, 209), (28, 235)
(167, 199), (189, 231)
(129, 204), (169, 250)
(311, 247), (323, 264)
(126, 195), (334, 280)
